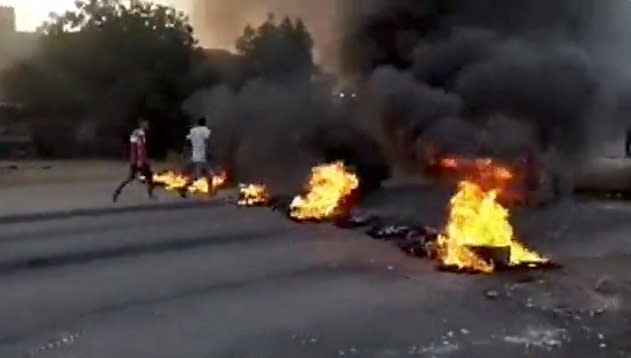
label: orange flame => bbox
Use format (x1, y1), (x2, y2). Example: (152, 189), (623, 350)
(209, 172), (229, 192)
(440, 158), (459, 168)
(437, 180), (548, 273)
(440, 157), (513, 181)
(152, 171), (188, 191)
(290, 162), (359, 221)
(152, 170), (228, 195)
(238, 184), (271, 206)
(438, 157), (521, 203)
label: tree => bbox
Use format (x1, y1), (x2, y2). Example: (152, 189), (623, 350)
(1, 0), (198, 157)
(235, 14), (314, 83)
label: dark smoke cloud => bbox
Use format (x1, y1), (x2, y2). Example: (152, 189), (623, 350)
(183, 78), (389, 195)
(455, 42), (598, 152)
(341, 0), (631, 183)
(184, 0), (631, 197)
(183, 80), (321, 194)
(361, 67), (462, 170)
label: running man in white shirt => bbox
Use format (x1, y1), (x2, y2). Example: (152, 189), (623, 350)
(179, 117), (211, 197)
(188, 117), (212, 174)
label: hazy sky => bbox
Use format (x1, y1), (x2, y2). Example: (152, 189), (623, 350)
(0, 0), (339, 69)
(0, 0), (183, 31)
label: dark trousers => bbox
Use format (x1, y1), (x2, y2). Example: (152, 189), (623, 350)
(190, 161), (210, 179)
(113, 164), (154, 200)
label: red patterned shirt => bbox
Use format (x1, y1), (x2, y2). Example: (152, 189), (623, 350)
(129, 129), (149, 167)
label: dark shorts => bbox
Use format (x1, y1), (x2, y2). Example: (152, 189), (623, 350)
(190, 161), (210, 179)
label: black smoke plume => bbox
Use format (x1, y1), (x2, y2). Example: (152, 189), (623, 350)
(341, 0), (631, 189)
(183, 78), (388, 196)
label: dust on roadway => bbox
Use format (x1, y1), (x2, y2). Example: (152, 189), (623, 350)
(0, 187), (629, 358)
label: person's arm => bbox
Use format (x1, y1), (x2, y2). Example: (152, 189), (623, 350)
(129, 132), (138, 164)
(204, 128), (212, 154)
(186, 128), (194, 141)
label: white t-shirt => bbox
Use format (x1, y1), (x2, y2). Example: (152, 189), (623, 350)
(187, 125), (211, 162)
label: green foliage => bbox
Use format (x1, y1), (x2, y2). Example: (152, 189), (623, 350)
(2, 0), (195, 115)
(236, 14), (314, 82)
(0, 3), (319, 157)
(0, 0), (200, 156)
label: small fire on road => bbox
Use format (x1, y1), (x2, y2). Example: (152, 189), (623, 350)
(152, 170), (228, 195)
(238, 184), (271, 206)
(209, 172), (229, 193)
(152, 171), (188, 191)
(436, 159), (549, 273)
(289, 161), (359, 221)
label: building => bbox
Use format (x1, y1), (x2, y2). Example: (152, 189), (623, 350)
(0, 6), (16, 34)
(0, 6), (40, 157)
(0, 6), (40, 71)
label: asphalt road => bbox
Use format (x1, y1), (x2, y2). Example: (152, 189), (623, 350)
(0, 189), (630, 358)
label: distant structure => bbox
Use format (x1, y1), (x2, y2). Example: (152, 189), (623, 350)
(0, 6), (40, 71)
(0, 7), (33, 158)
(0, 6), (16, 34)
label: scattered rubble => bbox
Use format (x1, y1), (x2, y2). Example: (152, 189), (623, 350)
(485, 290), (500, 299)
(594, 276), (621, 296)
(503, 327), (569, 351)
(334, 213), (379, 229)
(366, 224), (423, 240)
(364, 222), (440, 259)
(25, 331), (81, 357)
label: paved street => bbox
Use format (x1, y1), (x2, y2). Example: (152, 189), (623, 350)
(0, 185), (629, 357)
(0, 161), (184, 218)
(3, 0), (631, 355)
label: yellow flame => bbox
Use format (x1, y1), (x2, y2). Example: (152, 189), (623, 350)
(437, 181), (548, 273)
(211, 172), (228, 192)
(289, 162), (359, 221)
(153, 171), (188, 191)
(187, 177), (209, 194)
(152, 170), (228, 195)
(238, 184), (271, 206)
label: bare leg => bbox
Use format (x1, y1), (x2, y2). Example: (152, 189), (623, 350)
(178, 162), (200, 198)
(141, 166), (155, 199)
(113, 167), (137, 202)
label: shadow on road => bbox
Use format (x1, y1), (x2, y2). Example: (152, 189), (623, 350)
(0, 200), (224, 225)
(0, 228), (289, 275)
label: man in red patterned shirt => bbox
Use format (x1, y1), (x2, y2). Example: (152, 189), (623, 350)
(112, 117), (155, 202)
